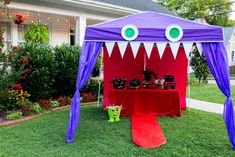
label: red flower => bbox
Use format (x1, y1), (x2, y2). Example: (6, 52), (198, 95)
(0, 48), (2, 51)
(14, 14), (26, 24)
(23, 68), (31, 73)
(0, 34), (4, 40)
(39, 99), (51, 109)
(22, 59), (29, 64)
(13, 46), (18, 50)
(15, 83), (23, 90)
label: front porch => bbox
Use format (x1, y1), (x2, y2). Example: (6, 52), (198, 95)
(0, 8), (104, 48)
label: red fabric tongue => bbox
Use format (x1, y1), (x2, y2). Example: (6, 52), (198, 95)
(132, 115), (166, 148)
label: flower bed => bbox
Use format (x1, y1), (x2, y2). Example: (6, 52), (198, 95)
(0, 101), (98, 127)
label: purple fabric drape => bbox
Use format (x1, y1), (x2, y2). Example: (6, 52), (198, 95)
(202, 42), (235, 149)
(66, 41), (102, 143)
(85, 12), (223, 42)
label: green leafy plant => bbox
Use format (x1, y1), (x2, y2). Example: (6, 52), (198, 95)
(24, 23), (49, 43)
(157, 0), (233, 26)
(6, 111), (23, 120)
(0, 45), (29, 112)
(50, 100), (59, 108)
(20, 42), (56, 100)
(0, 89), (17, 112)
(91, 55), (101, 77)
(190, 48), (210, 83)
(53, 44), (81, 97)
(32, 103), (42, 113)
(0, 46), (25, 93)
(0, 88), (30, 112)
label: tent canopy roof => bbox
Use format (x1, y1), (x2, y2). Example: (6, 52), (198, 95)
(85, 11), (224, 42)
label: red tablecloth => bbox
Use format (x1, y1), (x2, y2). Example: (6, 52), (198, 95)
(109, 88), (181, 117)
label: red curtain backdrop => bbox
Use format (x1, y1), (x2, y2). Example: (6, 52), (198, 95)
(103, 44), (188, 109)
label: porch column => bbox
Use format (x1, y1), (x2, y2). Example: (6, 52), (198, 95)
(11, 22), (18, 46)
(75, 16), (86, 46)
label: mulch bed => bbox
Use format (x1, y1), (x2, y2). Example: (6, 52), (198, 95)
(0, 102), (98, 127)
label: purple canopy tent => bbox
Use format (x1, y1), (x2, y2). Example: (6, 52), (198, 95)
(66, 11), (235, 149)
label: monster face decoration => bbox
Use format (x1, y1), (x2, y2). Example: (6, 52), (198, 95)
(106, 105), (122, 122)
(121, 24), (139, 41)
(165, 24), (183, 42)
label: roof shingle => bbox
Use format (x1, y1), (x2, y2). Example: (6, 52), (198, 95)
(93, 0), (175, 15)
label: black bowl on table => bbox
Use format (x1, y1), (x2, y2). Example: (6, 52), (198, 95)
(129, 79), (140, 89)
(111, 79), (127, 89)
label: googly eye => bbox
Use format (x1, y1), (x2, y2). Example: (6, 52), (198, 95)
(121, 24), (139, 41)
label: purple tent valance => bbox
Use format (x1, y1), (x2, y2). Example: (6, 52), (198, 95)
(85, 12), (223, 42)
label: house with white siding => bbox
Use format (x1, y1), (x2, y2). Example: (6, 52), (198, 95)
(0, 0), (174, 48)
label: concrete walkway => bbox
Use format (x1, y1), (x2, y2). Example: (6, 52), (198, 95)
(208, 80), (235, 85)
(187, 98), (224, 114)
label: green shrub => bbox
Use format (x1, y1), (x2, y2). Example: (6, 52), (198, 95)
(20, 42), (56, 100)
(50, 100), (59, 108)
(0, 46), (25, 111)
(53, 44), (81, 97)
(6, 112), (23, 120)
(32, 103), (42, 113)
(1, 42), (102, 108)
(91, 56), (101, 77)
(24, 23), (49, 43)
(190, 48), (210, 83)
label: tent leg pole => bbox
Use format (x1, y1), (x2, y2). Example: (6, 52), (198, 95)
(97, 45), (103, 108)
(187, 57), (191, 111)
(188, 72), (191, 111)
(97, 81), (101, 107)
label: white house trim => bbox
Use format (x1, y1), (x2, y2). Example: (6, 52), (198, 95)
(64, 0), (141, 14)
(8, 2), (115, 21)
(11, 22), (18, 46)
(76, 16), (87, 46)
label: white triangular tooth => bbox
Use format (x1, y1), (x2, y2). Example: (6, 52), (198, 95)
(196, 42), (203, 56)
(144, 42), (154, 59)
(130, 42), (141, 59)
(169, 42), (180, 59)
(105, 42), (115, 57)
(118, 42), (128, 58)
(183, 42), (193, 59)
(156, 42), (167, 59)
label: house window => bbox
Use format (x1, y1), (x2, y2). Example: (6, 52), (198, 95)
(232, 51), (235, 63)
(17, 24), (28, 43)
(0, 22), (11, 49)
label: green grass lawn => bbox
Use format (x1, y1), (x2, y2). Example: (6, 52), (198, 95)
(189, 83), (235, 104)
(188, 74), (235, 104)
(0, 105), (235, 157)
